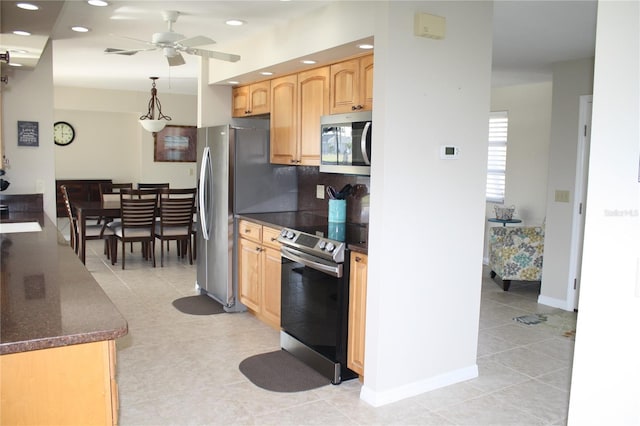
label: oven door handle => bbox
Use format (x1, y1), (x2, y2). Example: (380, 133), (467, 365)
(281, 246), (343, 278)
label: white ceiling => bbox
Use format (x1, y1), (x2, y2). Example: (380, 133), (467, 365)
(0, 1), (597, 95)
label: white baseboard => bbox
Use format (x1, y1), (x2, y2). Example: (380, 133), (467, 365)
(359, 364), (478, 407)
(537, 294), (573, 311)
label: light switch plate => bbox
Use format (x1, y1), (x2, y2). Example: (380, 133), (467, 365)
(555, 190), (570, 203)
(316, 185), (325, 199)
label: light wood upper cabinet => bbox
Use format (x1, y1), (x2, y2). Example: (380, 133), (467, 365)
(298, 66), (329, 165)
(270, 66), (329, 166)
(270, 74), (298, 165)
(330, 55), (374, 114)
(348, 252), (368, 377)
(232, 81), (271, 117)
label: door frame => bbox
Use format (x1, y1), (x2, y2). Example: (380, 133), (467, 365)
(567, 95), (592, 311)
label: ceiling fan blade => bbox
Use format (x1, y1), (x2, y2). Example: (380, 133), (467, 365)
(110, 33), (154, 46)
(104, 47), (155, 56)
(190, 48), (240, 63)
(167, 52), (186, 67)
(178, 35), (216, 48)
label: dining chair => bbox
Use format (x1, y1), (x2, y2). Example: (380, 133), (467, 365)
(111, 189), (158, 269)
(137, 183), (169, 190)
(154, 188), (197, 267)
(60, 184), (113, 258)
(101, 182), (134, 250)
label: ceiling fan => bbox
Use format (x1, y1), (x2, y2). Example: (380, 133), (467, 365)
(104, 10), (240, 66)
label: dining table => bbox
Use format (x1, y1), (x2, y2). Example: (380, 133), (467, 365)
(73, 200), (121, 264)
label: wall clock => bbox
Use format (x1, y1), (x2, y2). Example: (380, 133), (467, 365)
(53, 121), (75, 146)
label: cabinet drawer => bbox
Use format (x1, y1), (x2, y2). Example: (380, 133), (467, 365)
(238, 220), (262, 243)
(262, 226), (282, 250)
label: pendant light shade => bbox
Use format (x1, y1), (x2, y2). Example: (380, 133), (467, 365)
(139, 76), (171, 133)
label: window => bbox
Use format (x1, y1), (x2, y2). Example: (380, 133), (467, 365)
(486, 111), (508, 203)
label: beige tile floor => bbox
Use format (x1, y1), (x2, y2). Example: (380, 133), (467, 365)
(80, 237), (576, 426)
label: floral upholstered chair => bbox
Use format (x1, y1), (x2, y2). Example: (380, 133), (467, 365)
(489, 225), (545, 291)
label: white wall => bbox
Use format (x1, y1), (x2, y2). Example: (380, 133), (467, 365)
(484, 82), (552, 261)
(540, 58), (594, 309)
(363, 1), (491, 405)
(2, 41), (57, 221)
(54, 86), (198, 188)
(199, 0), (492, 407)
(568, 1), (640, 423)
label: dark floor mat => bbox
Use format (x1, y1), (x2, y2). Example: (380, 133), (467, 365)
(172, 295), (225, 315)
(239, 350), (330, 392)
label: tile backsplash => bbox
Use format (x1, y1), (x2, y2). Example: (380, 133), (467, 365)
(297, 166), (370, 224)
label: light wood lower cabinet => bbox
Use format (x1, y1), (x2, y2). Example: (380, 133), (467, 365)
(1, 340), (119, 425)
(348, 252), (368, 377)
(238, 220), (282, 329)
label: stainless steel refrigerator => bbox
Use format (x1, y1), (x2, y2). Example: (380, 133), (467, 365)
(195, 118), (297, 312)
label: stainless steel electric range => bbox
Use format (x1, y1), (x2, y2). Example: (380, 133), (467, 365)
(277, 220), (367, 384)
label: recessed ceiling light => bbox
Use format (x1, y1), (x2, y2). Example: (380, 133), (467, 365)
(17, 3), (39, 10)
(225, 19), (245, 26)
(358, 44), (374, 50)
(260, 71), (274, 76)
(71, 26), (90, 33)
(301, 60), (317, 65)
(13, 30), (31, 36)
(87, 0), (109, 6)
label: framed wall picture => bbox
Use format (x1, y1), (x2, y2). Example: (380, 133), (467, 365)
(154, 125), (197, 162)
(17, 121), (39, 147)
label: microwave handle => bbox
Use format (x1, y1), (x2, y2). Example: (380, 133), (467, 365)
(361, 121), (372, 165)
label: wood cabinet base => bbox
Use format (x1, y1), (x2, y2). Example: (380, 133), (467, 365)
(1, 340), (118, 425)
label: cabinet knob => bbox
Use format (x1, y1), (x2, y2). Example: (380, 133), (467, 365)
(355, 256), (362, 262)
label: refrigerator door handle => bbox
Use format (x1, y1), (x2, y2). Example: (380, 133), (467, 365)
(199, 146), (213, 241)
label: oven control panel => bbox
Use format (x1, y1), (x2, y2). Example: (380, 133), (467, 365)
(278, 228), (345, 263)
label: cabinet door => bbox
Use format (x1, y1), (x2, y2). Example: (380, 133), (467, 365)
(232, 86), (250, 117)
(348, 252), (368, 376)
(359, 55), (374, 112)
(330, 59), (359, 114)
(298, 66), (329, 166)
(238, 237), (261, 312)
(0, 340), (115, 425)
(261, 246), (282, 329)
(249, 81), (271, 115)
(270, 74), (298, 165)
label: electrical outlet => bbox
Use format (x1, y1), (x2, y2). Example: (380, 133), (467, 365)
(189, 168), (194, 176)
(316, 185), (325, 199)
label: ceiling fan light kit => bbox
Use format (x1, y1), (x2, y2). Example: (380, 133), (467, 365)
(105, 10), (241, 67)
(139, 77), (171, 133)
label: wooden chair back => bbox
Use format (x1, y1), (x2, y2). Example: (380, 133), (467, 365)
(100, 183), (133, 202)
(60, 185), (78, 252)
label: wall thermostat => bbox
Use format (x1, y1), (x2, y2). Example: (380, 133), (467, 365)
(440, 145), (460, 159)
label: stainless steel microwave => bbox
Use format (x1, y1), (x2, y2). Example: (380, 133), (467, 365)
(320, 111), (372, 176)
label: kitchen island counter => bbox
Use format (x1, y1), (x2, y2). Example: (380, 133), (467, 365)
(1, 216), (127, 425)
(0, 216), (127, 355)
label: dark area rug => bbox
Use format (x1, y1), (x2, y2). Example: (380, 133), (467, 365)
(172, 295), (225, 315)
(239, 350), (330, 392)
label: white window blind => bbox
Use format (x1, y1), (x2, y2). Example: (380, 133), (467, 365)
(486, 111), (508, 203)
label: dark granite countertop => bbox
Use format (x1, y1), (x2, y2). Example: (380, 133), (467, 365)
(0, 217), (128, 355)
(237, 211), (368, 254)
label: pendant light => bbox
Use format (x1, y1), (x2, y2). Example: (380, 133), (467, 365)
(139, 76), (171, 133)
